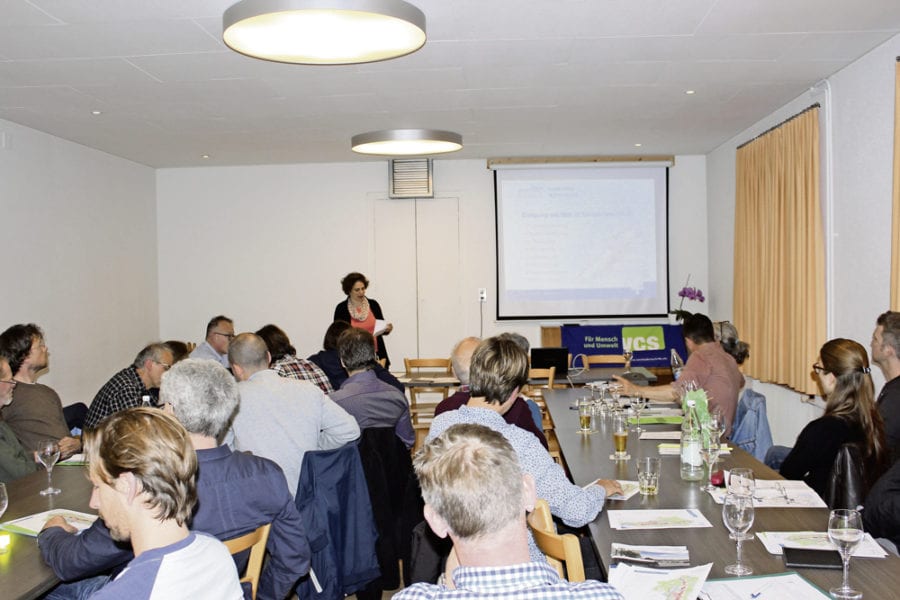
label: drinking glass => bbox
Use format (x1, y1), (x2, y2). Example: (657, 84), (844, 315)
(622, 349), (634, 374)
(828, 509), (864, 600)
(722, 493), (755, 576)
(728, 468), (755, 498)
(637, 457), (660, 495)
(707, 407), (726, 442)
(632, 397), (647, 435)
(611, 413), (628, 460)
(577, 397), (594, 434)
(700, 435), (720, 492)
(609, 384), (622, 410)
(37, 439), (61, 496)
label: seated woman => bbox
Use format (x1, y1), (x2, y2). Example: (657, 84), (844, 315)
(779, 338), (889, 500)
(309, 321), (404, 393)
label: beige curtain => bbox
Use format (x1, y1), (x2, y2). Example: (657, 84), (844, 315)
(892, 59), (900, 310)
(734, 107), (825, 395)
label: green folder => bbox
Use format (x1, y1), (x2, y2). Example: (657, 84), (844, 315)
(628, 415), (683, 425)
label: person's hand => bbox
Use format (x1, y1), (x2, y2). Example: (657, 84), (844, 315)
(58, 436), (81, 459)
(384, 322), (393, 335)
(595, 479), (623, 497)
(611, 375), (634, 396)
(41, 516), (78, 534)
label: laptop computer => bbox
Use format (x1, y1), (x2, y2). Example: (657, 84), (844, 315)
(530, 347), (569, 376)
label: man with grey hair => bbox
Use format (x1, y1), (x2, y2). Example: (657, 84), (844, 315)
(230, 333), (360, 494)
(435, 335), (547, 449)
(872, 310), (900, 459)
(396, 423), (623, 599)
(83, 342), (173, 430)
(329, 328), (414, 448)
(39, 359), (311, 600)
(190, 315), (234, 368)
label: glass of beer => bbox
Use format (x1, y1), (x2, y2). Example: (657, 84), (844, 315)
(612, 413), (628, 459)
(638, 457), (661, 495)
(577, 397), (594, 434)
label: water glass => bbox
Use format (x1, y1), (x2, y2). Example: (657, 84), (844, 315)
(638, 457), (660, 495)
(723, 493), (755, 576)
(828, 509), (864, 599)
(37, 439), (61, 496)
(728, 468), (755, 498)
(611, 413), (628, 460)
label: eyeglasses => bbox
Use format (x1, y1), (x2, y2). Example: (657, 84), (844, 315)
(213, 332), (235, 340)
(0, 378), (16, 387)
(153, 361), (173, 371)
(812, 363), (829, 375)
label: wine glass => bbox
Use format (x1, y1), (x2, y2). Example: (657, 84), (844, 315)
(728, 468), (755, 498)
(828, 509), (864, 599)
(37, 439), (61, 496)
(632, 397), (646, 435)
(622, 349), (634, 374)
(707, 407), (726, 442)
(700, 435), (720, 493)
(722, 493), (755, 576)
(0, 482), (7, 518)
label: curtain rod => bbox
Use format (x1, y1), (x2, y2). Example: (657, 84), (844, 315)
(736, 103), (821, 150)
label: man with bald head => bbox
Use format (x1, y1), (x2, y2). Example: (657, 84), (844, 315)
(229, 333), (360, 494)
(435, 336), (548, 449)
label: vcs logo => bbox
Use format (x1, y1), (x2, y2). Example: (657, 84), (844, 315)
(621, 326), (665, 351)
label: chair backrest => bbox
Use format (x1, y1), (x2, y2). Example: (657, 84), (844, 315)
(827, 443), (866, 510)
(224, 523), (272, 600)
(526, 499), (585, 582)
(583, 354), (624, 367)
(404, 357), (452, 375)
(528, 366), (556, 390)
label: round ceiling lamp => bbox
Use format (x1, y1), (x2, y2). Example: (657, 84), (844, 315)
(351, 129), (463, 156)
(223, 0), (427, 65)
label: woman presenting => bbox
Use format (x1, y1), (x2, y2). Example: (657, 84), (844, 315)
(334, 272), (393, 369)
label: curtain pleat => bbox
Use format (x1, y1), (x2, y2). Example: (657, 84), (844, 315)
(734, 108), (824, 395)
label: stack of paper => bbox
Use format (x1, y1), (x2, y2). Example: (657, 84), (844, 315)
(702, 572), (830, 598)
(607, 509), (713, 530)
(658, 443), (731, 455)
(608, 562), (712, 599)
(2, 509), (97, 536)
(58, 453), (87, 466)
(707, 479), (827, 508)
(611, 543), (690, 567)
(757, 531), (888, 557)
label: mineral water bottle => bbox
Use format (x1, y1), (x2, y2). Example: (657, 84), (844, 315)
(670, 348), (685, 381)
(680, 399), (703, 481)
(141, 394), (152, 408)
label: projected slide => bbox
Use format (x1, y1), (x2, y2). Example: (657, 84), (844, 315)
(496, 165), (668, 319)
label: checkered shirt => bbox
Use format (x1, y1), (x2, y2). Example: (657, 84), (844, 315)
(84, 366), (150, 430)
(272, 356), (334, 394)
(395, 562), (623, 599)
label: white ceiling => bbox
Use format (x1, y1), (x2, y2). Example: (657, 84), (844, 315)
(1, 0), (899, 168)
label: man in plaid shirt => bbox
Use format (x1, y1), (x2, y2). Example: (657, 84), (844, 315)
(396, 423), (623, 600)
(255, 324), (333, 394)
(84, 343), (173, 430)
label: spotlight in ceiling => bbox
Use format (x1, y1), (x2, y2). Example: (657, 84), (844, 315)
(223, 0), (427, 65)
(351, 129), (462, 156)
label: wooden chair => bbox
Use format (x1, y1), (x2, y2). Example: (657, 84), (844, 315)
(527, 499), (585, 582)
(524, 366), (555, 398)
(404, 357), (453, 408)
(186, 341), (197, 353)
(223, 523), (271, 600)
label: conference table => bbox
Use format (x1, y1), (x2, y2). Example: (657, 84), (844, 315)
(1, 464), (94, 600)
(543, 388), (900, 596)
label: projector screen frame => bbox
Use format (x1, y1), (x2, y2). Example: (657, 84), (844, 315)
(492, 163), (672, 321)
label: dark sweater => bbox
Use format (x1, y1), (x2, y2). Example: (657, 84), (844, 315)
(780, 415), (863, 500)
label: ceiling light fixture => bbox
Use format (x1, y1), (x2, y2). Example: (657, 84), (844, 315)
(351, 129), (462, 156)
(685, 90), (696, 95)
(91, 110), (102, 115)
(222, 0), (426, 65)
(634, 143), (642, 147)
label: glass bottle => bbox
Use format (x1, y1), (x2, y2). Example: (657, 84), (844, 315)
(680, 398), (704, 481)
(671, 348), (685, 381)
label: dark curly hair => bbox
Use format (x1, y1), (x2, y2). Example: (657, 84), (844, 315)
(340, 272), (369, 296)
(0, 323), (43, 375)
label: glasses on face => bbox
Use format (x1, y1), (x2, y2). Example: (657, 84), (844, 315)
(0, 378), (16, 387)
(812, 363), (828, 375)
(153, 361), (172, 371)
(212, 331), (235, 340)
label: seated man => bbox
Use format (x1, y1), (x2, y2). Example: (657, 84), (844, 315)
(230, 333), (360, 494)
(615, 313), (744, 436)
(435, 335), (548, 449)
(309, 320), (405, 393)
(862, 458), (900, 551)
(0, 324), (80, 457)
(0, 357), (39, 483)
(190, 315), (234, 368)
(427, 336), (620, 561)
(397, 423), (623, 599)
(329, 328), (414, 448)
(77, 408), (243, 599)
(83, 343), (173, 430)
(40, 359), (310, 600)
(872, 310), (900, 460)
(256, 324), (333, 393)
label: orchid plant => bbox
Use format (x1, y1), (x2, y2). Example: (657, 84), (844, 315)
(671, 275), (705, 321)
